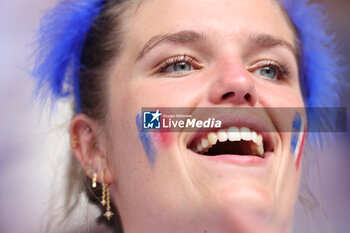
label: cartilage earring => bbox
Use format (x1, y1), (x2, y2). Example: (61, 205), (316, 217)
(72, 135), (78, 148)
(103, 184), (114, 221)
(101, 170), (106, 206)
(92, 172), (97, 188)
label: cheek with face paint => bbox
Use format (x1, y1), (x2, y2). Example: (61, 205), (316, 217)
(290, 112), (306, 169)
(136, 113), (158, 167)
(152, 132), (174, 149)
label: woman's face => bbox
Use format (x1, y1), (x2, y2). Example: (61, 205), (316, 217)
(105, 0), (304, 232)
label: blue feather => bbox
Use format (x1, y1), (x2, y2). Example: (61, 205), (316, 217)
(283, 0), (346, 144)
(32, 0), (106, 113)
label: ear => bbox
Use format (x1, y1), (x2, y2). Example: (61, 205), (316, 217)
(70, 114), (114, 184)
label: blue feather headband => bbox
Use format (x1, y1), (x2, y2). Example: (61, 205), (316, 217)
(32, 0), (344, 142)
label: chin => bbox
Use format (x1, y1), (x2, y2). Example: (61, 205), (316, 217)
(222, 183), (272, 213)
(214, 181), (295, 233)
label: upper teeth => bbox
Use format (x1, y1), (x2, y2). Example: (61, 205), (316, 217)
(192, 127), (264, 156)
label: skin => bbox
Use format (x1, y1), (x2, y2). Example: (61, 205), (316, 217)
(71, 0), (306, 232)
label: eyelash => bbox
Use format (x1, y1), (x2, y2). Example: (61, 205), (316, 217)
(157, 54), (195, 73)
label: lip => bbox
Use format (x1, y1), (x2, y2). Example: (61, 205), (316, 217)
(185, 114), (275, 165)
(188, 150), (273, 166)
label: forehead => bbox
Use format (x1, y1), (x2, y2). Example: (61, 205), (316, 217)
(125, 0), (295, 49)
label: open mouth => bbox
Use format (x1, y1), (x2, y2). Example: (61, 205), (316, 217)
(187, 126), (273, 158)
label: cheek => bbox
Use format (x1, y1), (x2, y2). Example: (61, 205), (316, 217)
(152, 132), (174, 149)
(134, 112), (176, 166)
(133, 76), (205, 108)
(256, 82), (304, 107)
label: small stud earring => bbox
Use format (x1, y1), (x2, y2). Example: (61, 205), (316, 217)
(92, 172), (97, 188)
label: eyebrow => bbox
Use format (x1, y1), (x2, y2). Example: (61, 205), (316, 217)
(248, 33), (299, 59)
(136, 30), (298, 61)
(136, 30), (206, 61)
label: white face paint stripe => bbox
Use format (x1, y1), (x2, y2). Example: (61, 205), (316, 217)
(293, 119), (305, 162)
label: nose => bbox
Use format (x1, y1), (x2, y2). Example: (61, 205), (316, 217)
(208, 60), (258, 106)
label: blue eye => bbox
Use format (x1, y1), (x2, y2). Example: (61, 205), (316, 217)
(158, 55), (198, 75)
(252, 61), (289, 81)
(257, 66), (277, 79)
(165, 62), (193, 73)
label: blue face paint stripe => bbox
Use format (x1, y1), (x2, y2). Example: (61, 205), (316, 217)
(291, 112), (304, 161)
(291, 112), (301, 153)
(136, 113), (157, 167)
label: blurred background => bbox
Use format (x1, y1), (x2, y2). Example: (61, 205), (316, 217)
(0, 0), (349, 232)
(0, 0), (109, 232)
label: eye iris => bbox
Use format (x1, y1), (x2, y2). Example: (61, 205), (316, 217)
(260, 66), (276, 79)
(174, 62), (191, 72)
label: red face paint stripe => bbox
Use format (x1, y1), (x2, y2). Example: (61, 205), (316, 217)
(296, 127), (306, 170)
(152, 132), (173, 149)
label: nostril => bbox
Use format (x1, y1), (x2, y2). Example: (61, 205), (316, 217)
(244, 93), (251, 102)
(222, 92), (235, 100)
